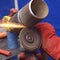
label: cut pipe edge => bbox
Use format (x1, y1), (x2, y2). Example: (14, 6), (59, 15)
(29, 0), (49, 19)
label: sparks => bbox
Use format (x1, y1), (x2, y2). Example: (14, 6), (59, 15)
(0, 23), (26, 28)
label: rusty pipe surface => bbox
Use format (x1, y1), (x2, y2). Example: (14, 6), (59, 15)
(11, 0), (49, 27)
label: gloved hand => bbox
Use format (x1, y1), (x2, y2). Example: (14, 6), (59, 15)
(35, 22), (60, 60)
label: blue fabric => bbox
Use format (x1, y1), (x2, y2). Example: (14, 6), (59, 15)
(7, 32), (19, 49)
(48, 56), (53, 60)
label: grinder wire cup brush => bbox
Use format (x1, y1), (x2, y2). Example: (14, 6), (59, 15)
(19, 28), (42, 51)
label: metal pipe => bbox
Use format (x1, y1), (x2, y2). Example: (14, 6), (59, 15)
(14, 0), (19, 10)
(11, 0), (49, 27)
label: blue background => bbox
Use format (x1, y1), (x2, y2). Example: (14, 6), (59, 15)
(0, 0), (60, 59)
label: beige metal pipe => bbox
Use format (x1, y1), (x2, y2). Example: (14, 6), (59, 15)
(11, 0), (49, 27)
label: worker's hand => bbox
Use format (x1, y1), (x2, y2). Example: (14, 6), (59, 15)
(35, 22), (60, 60)
(19, 52), (42, 60)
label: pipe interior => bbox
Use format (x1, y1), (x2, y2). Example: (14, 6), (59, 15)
(30, 0), (49, 19)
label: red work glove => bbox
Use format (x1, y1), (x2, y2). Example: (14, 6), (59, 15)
(19, 52), (27, 60)
(35, 22), (60, 60)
